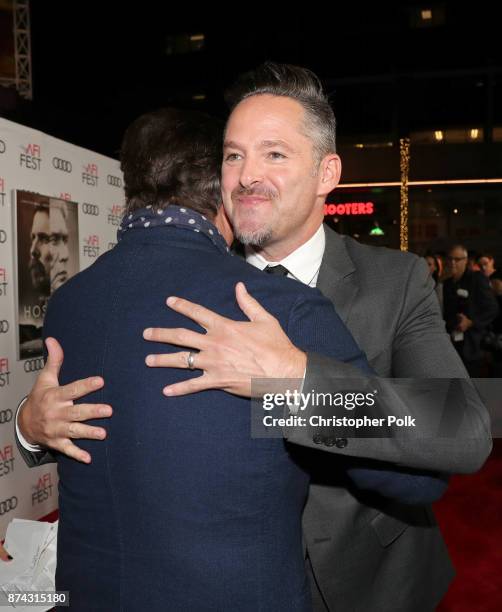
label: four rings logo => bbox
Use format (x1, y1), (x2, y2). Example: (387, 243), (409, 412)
(52, 157), (72, 173)
(0, 320), (9, 333)
(0, 139), (5, 154)
(0, 409), (13, 424)
(107, 174), (122, 188)
(82, 203), (100, 216)
(24, 357), (44, 373)
(0, 496), (17, 515)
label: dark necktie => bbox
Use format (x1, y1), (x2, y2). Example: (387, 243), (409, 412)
(264, 264), (290, 277)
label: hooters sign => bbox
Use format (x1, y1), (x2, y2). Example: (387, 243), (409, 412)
(324, 202), (374, 216)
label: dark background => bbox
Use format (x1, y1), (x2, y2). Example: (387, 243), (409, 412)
(2, 2), (501, 158)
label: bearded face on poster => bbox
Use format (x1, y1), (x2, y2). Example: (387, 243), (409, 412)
(16, 191), (79, 359)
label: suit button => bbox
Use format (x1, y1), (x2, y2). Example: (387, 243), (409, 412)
(324, 437), (336, 447)
(313, 433), (323, 445)
(335, 438), (348, 449)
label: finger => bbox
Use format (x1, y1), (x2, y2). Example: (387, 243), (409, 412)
(58, 439), (92, 464)
(165, 296), (225, 330)
(143, 327), (208, 350)
(66, 403), (113, 421)
(55, 376), (104, 402)
(235, 282), (273, 322)
(146, 351), (208, 370)
(163, 374), (214, 396)
(42, 337), (65, 383)
(65, 422), (107, 441)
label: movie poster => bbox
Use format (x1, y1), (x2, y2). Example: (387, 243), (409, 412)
(15, 190), (79, 359)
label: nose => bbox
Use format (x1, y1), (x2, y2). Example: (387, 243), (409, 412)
(239, 156), (263, 189)
(57, 241), (69, 263)
(30, 237), (40, 259)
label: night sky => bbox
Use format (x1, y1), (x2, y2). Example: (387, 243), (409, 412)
(4, 2), (500, 159)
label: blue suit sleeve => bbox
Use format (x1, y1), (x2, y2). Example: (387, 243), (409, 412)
(287, 291), (450, 505)
(347, 464), (449, 505)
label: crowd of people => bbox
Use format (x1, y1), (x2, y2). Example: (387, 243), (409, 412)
(425, 249), (501, 377)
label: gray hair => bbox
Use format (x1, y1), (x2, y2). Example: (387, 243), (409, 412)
(225, 62), (337, 166)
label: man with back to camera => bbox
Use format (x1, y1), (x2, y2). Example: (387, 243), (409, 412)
(17, 64), (492, 611)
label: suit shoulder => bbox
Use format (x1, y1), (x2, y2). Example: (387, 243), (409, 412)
(341, 234), (422, 276)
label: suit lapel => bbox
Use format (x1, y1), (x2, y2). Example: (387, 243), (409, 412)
(317, 226), (359, 325)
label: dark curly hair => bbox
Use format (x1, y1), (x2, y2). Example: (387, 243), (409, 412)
(120, 108), (223, 218)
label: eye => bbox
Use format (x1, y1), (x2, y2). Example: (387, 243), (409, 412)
(224, 152), (242, 162)
(268, 151), (286, 160)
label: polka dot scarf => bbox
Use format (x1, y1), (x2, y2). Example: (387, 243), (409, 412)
(117, 205), (230, 255)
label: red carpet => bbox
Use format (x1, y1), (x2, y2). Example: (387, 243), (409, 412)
(436, 439), (502, 611)
(36, 444), (502, 611)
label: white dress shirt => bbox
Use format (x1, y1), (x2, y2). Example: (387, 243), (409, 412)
(245, 223), (325, 288)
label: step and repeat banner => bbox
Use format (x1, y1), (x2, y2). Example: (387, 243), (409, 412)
(0, 117), (125, 538)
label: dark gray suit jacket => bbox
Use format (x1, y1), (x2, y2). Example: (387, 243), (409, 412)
(287, 227), (492, 612)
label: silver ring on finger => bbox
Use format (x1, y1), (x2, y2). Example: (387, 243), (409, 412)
(187, 351), (196, 370)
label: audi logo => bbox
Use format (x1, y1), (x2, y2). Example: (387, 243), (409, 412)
(0, 496), (18, 515)
(0, 409), (13, 424)
(52, 157), (72, 173)
(0, 140), (5, 154)
(0, 230), (6, 244)
(107, 174), (122, 188)
(24, 357), (44, 373)
(82, 203), (100, 216)
(0, 320), (9, 333)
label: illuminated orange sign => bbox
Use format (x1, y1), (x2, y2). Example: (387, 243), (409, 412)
(324, 202), (374, 215)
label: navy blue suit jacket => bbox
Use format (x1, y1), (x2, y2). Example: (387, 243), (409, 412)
(43, 224), (446, 611)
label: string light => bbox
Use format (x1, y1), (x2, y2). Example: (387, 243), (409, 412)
(400, 138), (410, 252)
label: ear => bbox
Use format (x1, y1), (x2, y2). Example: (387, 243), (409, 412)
(317, 154), (341, 197)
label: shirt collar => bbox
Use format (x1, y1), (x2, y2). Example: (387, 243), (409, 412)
(245, 224), (325, 287)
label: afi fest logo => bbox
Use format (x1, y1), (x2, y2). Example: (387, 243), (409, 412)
(0, 357), (10, 388)
(0, 267), (7, 296)
(107, 204), (124, 226)
(32, 473), (54, 505)
(83, 235), (100, 258)
(0, 445), (14, 478)
(20, 143), (42, 170)
(82, 162), (99, 187)
(0, 177), (5, 207)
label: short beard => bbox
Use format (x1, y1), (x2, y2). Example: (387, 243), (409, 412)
(235, 226), (274, 247)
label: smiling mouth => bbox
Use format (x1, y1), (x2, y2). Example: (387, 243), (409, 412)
(236, 196), (269, 205)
